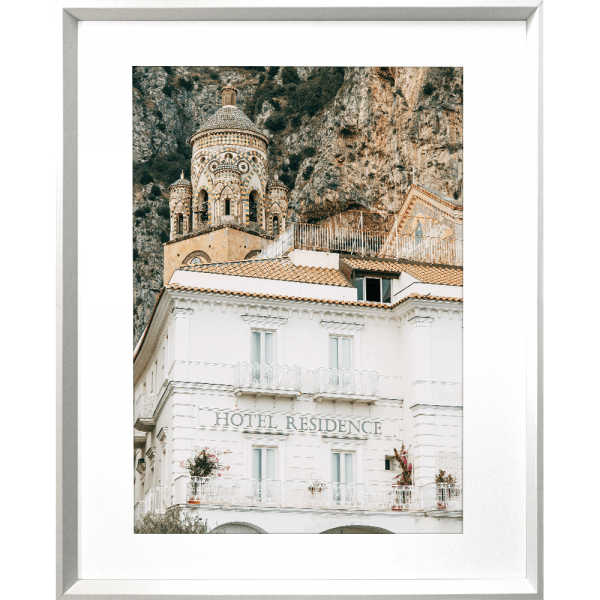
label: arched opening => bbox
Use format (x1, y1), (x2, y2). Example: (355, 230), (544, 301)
(209, 522), (267, 534)
(248, 191), (258, 223)
(272, 215), (280, 236)
(415, 220), (423, 245)
(224, 198), (231, 216)
(244, 250), (261, 260)
(177, 214), (184, 235)
(198, 190), (209, 222)
(184, 250), (211, 265)
(321, 525), (393, 534)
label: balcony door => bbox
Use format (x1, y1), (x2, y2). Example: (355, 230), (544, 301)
(329, 337), (351, 388)
(252, 330), (273, 385)
(253, 447), (275, 501)
(332, 451), (353, 504)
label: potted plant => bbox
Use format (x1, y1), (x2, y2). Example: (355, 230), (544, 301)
(307, 481), (327, 495)
(435, 469), (456, 509)
(392, 443), (413, 510)
(180, 447), (231, 505)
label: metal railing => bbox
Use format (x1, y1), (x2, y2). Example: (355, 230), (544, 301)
(257, 222), (462, 266)
(143, 486), (167, 515)
(235, 362), (302, 393)
(313, 367), (379, 398)
(134, 394), (158, 423)
(185, 478), (459, 512)
(420, 482), (462, 512)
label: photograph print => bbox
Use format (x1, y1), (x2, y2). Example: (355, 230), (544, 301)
(132, 66), (463, 534)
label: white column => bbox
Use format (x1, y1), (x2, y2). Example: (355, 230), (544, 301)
(171, 307), (192, 381)
(410, 405), (437, 486)
(409, 316), (433, 405)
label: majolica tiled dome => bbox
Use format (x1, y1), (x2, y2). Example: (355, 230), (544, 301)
(169, 171), (191, 189)
(194, 106), (265, 137)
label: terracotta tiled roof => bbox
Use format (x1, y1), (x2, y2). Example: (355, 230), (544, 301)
(341, 257), (463, 286)
(180, 257), (352, 287)
(134, 287), (462, 361)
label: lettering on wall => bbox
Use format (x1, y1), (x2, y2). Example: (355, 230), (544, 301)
(204, 409), (387, 436)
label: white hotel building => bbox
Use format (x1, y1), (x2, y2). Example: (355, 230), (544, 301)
(133, 90), (463, 534)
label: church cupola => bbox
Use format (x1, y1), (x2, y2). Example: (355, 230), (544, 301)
(169, 171), (192, 239)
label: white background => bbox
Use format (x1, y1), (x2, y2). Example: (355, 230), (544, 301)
(79, 19), (531, 587)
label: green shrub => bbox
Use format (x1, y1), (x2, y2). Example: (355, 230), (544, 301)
(134, 507), (207, 534)
(286, 67), (345, 118)
(133, 248), (139, 261)
(281, 67), (300, 85)
(163, 66), (172, 75)
(178, 77), (193, 91)
(291, 115), (302, 127)
(265, 112), (287, 132)
(208, 70), (219, 80)
(162, 83), (173, 97)
(303, 147), (316, 158)
(279, 172), (295, 190)
(157, 205), (170, 219)
(267, 66), (280, 80)
(423, 82), (436, 96)
(140, 172), (153, 185)
(151, 185), (162, 196)
(134, 206), (151, 219)
(192, 75), (200, 82)
(303, 165), (314, 180)
(159, 231), (170, 244)
(155, 110), (163, 119)
(157, 122), (166, 132)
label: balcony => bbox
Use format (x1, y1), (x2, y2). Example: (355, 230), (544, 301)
(134, 394), (158, 431)
(184, 478), (461, 513)
(420, 482), (462, 513)
(234, 362), (302, 399)
(143, 486), (167, 515)
(313, 368), (379, 403)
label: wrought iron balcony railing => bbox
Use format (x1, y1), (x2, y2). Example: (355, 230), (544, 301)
(313, 367), (379, 402)
(143, 486), (167, 515)
(134, 394), (158, 431)
(184, 478), (461, 513)
(234, 362), (302, 398)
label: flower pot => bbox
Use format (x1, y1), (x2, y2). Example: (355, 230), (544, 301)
(392, 506), (404, 511)
(437, 503), (446, 509)
(187, 499), (201, 505)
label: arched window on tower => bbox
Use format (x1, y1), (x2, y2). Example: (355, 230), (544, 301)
(272, 215), (280, 237)
(248, 191), (258, 223)
(415, 220), (423, 245)
(178, 214), (184, 235)
(199, 190), (208, 222)
(224, 198), (231, 216)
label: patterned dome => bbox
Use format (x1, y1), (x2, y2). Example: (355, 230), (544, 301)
(194, 106), (266, 137)
(169, 171), (191, 188)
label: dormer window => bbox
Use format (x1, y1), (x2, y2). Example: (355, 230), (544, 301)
(355, 276), (392, 303)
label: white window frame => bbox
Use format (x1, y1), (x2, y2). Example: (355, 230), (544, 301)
(251, 329), (274, 365)
(319, 321), (364, 370)
(322, 438), (366, 484)
(329, 335), (352, 370)
(252, 446), (277, 481)
(243, 433), (287, 481)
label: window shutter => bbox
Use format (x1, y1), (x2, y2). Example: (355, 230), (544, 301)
(264, 332), (274, 364)
(329, 337), (338, 369)
(266, 449), (275, 480)
(252, 331), (261, 363)
(253, 448), (262, 479)
(341, 338), (351, 369)
(344, 453), (353, 484)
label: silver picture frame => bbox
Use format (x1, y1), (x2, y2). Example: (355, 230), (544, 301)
(57, 2), (543, 598)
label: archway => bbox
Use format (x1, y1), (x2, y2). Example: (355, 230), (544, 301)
(183, 250), (211, 265)
(209, 522), (267, 534)
(248, 190), (259, 223)
(244, 250), (261, 260)
(320, 525), (393, 534)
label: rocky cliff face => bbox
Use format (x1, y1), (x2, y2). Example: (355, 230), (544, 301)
(132, 66), (462, 345)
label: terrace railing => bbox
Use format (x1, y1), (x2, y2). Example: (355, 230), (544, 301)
(313, 367), (379, 400)
(257, 222), (462, 266)
(234, 362), (302, 396)
(420, 482), (463, 512)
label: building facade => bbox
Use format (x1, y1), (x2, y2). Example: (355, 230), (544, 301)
(134, 248), (463, 534)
